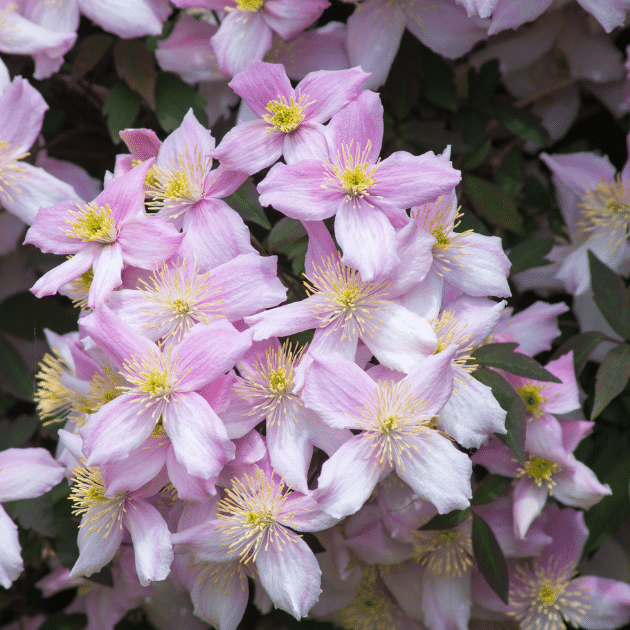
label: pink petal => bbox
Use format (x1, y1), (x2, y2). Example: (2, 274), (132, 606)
(0, 506), (22, 588)
(118, 216), (183, 269)
(0, 448), (64, 502)
(262, 0), (329, 40)
(88, 242), (123, 308)
(228, 61), (293, 117)
(282, 123), (328, 164)
(30, 245), (97, 298)
(512, 478), (548, 540)
(244, 297), (321, 340)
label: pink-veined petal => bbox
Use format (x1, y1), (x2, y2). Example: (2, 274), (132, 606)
(0, 448), (64, 502)
(228, 61), (293, 117)
(30, 245), (98, 298)
(282, 123), (328, 164)
(117, 216), (183, 269)
(88, 242), (123, 308)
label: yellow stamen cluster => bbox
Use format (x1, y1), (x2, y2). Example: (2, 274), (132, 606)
(413, 198), (471, 274)
(64, 202), (118, 243)
(579, 176), (630, 250)
(262, 93), (313, 133)
(337, 566), (399, 630)
(69, 267), (94, 310)
(145, 147), (209, 214)
(411, 522), (473, 578)
(304, 254), (390, 340)
(430, 310), (476, 379)
(323, 140), (380, 204)
(189, 559), (246, 596)
(235, 341), (305, 426)
(70, 464), (127, 538)
(517, 455), (560, 491)
(216, 468), (301, 564)
(34, 350), (86, 425)
(356, 380), (433, 472)
(140, 258), (223, 343)
(234, 0), (264, 11)
(509, 556), (590, 630)
(0, 137), (30, 201)
(81, 365), (125, 417)
(517, 382), (547, 419)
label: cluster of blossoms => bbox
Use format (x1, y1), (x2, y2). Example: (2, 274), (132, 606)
(0, 49), (626, 630)
(2, 2), (630, 630)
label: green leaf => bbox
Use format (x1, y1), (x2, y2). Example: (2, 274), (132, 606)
(468, 60), (500, 107)
(453, 109), (485, 148)
(38, 613), (88, 630)
(155, 72), (207, 133)
(472, 475), (511, 505)
(472, 367), (527, 463)
(584, 455), (630, 555)
(496, 147), (524, 197)
(0, 414), (39, 450)
(113, 38), (157, 109)
(398, 120), (471, 155)
(0, 333), (33, 401)
(419, 508), (470, 530)
(473, 343), (561, 382)
(472, 512), (509, 604)
(550, 332), (608, 376)
(460, 139), (490, 170)
(465, 175), (523, 234)
(508, 238), (553, 275)
(484, 103), (549, 144)
(70, 34), (113, 82)
(226, 179), (270, 229)
(7, 493), (55, 537)
(522, 175), (552, 210)
(53, 494), (80, 567)
(267, 217), (306, 252)
(588, 251), (630, 340)
(102, 81), (142, 144)
(591, 344), (630, 420)
(383, 56), (420, 120)
(419, 47), (458, 112)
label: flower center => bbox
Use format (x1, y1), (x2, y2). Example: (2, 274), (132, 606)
(0, 136), (30, 202)
(64, 202), (118, 243)
(262, 94), (312, 133)
(517, 455), (560, 489)
(304, 254), (390, 340)
(430, 311), (476, 376)
(579, 176), (630, 249)
(431, 226), (451, 249)
(235, 341), (304, 426)
(516, 382), (546, 419)
(538, 581), (561, 607)
(323, 140), (380, 204)
(412, 522), (473, 577)
(235, 0), (263, 10)
(216, 468), (301, 564)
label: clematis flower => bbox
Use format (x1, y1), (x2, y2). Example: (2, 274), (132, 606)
(214, 62), (370, 175)
(0, 75), (81, 224)
(302, 348), (472, 519)
(78, 306), (252, 480)
(258, 90), (461, 281)
(0, 448), (65, 587)
(24, 160), (183, 308)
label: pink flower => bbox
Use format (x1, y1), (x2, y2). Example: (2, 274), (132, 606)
(302, 348), (472, 519)
(25, 160), (183, 308)
(0, 448), (65, 587)
(258, 90), (461, 281)
(214, 62), (370, 175)
(79, 306), (252, 479)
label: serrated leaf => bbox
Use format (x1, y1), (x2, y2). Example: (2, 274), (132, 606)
(550, 332), (608, 376)
(465, 175), (523, 234)
(508, 238), (553, 275)
(472, 367), (527, 463)
(419, 47), (458, 112)
(472, 475), (511, 505)
(155, 72), (207, 133)
(70, 34), (113, 82)
(591, 344), (630, 420)
(102, 81), (142, 144)
(473, 343), (561, 382)
(38, 613), (87, 630)
(472, 512), (509, 604)
(267, 218), (306, 252)
(460, 139), (490, 170)
(468, 60), (500, 107)
(0, 333), (33, 401)
(420, 508), (470, 530)
(584, 456), (630, 555)
(588, 251), (630, 340)
(113, 38), (157, 109)
(484, 103), (548, 144)
(496, 146), (524, 197)
(226, 179), (270, 229)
